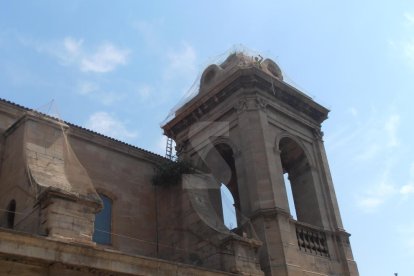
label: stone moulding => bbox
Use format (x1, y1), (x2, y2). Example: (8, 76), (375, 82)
(0, 228), (234, 276)
(163, 67), (329, 138)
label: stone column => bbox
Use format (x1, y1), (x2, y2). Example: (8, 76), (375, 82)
(234, 95), (294, 276)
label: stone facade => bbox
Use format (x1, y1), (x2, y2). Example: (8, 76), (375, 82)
(0, 52), (358, 275)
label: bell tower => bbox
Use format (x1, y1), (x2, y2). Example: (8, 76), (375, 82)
(162, 52), (358, 276)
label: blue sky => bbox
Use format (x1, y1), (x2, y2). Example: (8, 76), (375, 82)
(1, 1), (413, 275)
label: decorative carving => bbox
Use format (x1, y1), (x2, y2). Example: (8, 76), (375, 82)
(234, 99), (248, 113)
(262, 58), (283, 79)
(255, 98), (268, 111)
(235, 97), (269, 113)
(313, 128), (324, 140)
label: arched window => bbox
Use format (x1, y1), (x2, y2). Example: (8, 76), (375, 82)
(93, 194), (112, 245)
(7, 199), (16, 229)
(203, 143), (240, 230)
(279, 137), (322, 226)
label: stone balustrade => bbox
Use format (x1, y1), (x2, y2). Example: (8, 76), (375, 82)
(295, 222), (329, 257)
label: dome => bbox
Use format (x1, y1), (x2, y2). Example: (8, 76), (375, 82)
(199, 52), (283, 92)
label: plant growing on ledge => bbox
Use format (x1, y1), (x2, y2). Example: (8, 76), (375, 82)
(152, 159), (196, 187)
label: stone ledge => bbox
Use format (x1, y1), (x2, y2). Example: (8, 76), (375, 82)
(0, 228), (233, 276)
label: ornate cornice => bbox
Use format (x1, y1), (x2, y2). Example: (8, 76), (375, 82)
(163, 67), (329, 138)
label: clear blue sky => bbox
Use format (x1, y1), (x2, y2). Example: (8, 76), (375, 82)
(1, 1), (413, 275)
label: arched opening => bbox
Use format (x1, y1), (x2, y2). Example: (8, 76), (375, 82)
(7, 199), (16, 229)
(283, 173), (297, 220)
(279, 137), (322, 226)
(220, 184), (237, 229)
(203, 143), (240, 230)
(93, 194), (112, 245)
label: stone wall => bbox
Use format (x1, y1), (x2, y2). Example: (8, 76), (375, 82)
(0, 99), (263, 275)
(0, 114), (39, 234)
(0, 228), (233, 276)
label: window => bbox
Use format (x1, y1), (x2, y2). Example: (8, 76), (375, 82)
(93, 194), (112, 245)
(7, 199), (16, 229)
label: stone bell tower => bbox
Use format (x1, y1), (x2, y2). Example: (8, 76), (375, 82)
(162, 52), (358, 276)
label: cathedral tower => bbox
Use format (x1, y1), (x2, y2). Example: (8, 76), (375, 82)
(162, 52), (358, 275)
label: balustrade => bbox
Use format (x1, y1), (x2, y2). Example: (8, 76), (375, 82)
(295, 223), (329, 257)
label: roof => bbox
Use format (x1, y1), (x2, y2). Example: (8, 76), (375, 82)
(0, 97), (168, 163)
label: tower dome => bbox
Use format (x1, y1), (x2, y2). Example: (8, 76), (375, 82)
(199, 52), (283, 93)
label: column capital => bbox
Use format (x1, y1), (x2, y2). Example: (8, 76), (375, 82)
(313, 128), (324, 141)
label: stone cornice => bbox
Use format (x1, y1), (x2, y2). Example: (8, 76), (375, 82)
(162, 67), (329, 138)
(0, 229), (234, 276)
(36, 186), (102, 210)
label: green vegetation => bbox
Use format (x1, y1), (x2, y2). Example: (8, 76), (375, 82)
(152, 159), (196, 187)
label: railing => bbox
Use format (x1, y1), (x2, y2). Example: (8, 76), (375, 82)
(295, 223), (329, 257)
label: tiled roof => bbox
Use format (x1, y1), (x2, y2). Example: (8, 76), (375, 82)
(0, 98), (168, 161)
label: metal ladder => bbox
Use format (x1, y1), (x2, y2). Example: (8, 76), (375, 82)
(165, 137), (174, 160)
